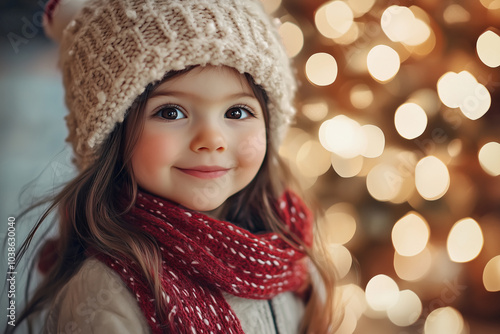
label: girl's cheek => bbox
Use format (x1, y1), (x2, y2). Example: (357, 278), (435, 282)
(134, 131), (180, 165)
(237, 129), (267, 165)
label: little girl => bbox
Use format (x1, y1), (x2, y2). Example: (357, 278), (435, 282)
(11, 0), (336, 333)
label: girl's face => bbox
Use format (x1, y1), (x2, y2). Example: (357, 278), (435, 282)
(131, 66), (267, 212)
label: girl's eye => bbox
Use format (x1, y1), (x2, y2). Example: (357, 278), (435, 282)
(225, 106), (254, 120)
(154, 106), (187, 120)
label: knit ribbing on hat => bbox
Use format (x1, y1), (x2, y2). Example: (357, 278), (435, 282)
(56, 0), (296, 169)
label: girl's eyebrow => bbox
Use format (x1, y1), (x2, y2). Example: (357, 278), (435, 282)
(149, 90), (257, 100)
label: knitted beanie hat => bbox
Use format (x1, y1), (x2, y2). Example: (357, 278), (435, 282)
(43, 0), (297, 170)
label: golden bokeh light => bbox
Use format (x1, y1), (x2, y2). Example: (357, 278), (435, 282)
(447, 139), (463, 158)
(366, 163), (402, 202)
(381, 6), (430, 46)
(350, 84), (374, 109)
(346, 0), (376, 17)
(329, 244), (353, 279)
(361, 125), (385, 158)
(437, 71), (474, 108)
(332, 22), (360, 45)
(477, 30), (500, 68)
(447, 218), (484, 263)
(478, 142), (500, 176)
(302, 101), (329, 122)
(415, 156), (450, 201)
(381, 6), (415, 42)
(305, 52), (338, 86)
(403, 18), (431, 46)
(323, 203), (357, 245)
(394, 247), (432, 281)
(365, 274), (400, 311)
(394, 102), (428, 139)
(259, 0), (282, 13)
(319, 115), (366, 158)
(296, 140), (331, 177)
(367, 45), (401, 82)
(407, 88), (441, 117)
(340, 284), (367, 320)
(314, 1), (354, 39)
(279, 127), (310, 161)
(437, 71), (491, 120)
(278, 21), (304, 58)
(480, 0), (500, 10)
(424, 307), (465, 334)
(392, 211), (430, 256)
(335, 311), (357, 334)
(387, 290), (422, 327)
(331, 154), (364, 178)
(443, 4), (471, 24)
(483, 255), (500, 292)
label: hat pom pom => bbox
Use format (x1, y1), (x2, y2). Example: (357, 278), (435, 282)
(43, 0), (89, 43)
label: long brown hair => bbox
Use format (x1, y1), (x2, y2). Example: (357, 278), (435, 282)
(10, 67), (337, 333)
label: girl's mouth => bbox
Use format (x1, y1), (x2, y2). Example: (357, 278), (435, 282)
(175, 166), (231, 179)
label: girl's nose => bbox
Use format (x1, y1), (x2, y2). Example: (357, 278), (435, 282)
(190, 124), (227, 153)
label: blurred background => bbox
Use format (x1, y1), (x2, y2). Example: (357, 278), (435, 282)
(1, 0), (500, 333)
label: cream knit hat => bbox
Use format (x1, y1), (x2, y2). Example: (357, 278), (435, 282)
(44, 0), (296, 170)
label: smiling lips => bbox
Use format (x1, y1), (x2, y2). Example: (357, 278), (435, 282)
(176, 166), (232, 179)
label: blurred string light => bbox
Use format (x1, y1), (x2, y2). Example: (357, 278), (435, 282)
(483, 255), (500, 292)
(387, 290), (422, 327)
(331, 154), (364, 178)
(415, 156), (450, 201)
(448, 139), (463, 158)
(296, 139), (331, 177)
(332, 22), (361, 45)
(381, 6), (431, 46)
(366, 163), (402, 201)
(319, 115), (366, 158)
(278, 21), (304, 58)
(314, 1), (354, 39)
(360, 125), (385, 158)
(480, 0), (500, 10)
(367, 45), (400, 82)
(407, 89), (441, 117)
(335, 284), (367, 334)
(319, 115), (385, 162)
(274, 0), (500, 330)
(437, 71), (491, 120)
(447, 218), (484, 263)
(365, 274), (399, 311)
(478, 142), (500, 176)
(329, 244), (353, 279)
(323, 202), (357, 245)
(476, 30), (500, 68)
(259, 0), (281, 13)
(279, 128), (318, 189)
(392, 211), (430, 256)
(335, 310), (357, 334)
(424, 307), (466, 334)
(301, 101), (328, 122)
(349, 84), (373, 109)
(394, 247), (432, 281)
(394, 102), (428, 139)
(305, 52), (338, 86)
(345, 0), (375, 18)
(443, 4), (471, 24)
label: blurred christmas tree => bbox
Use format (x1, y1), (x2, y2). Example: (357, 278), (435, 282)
(267, 0), (500, 332)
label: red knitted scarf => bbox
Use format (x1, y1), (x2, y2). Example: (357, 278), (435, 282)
(94, 190), (313, 333)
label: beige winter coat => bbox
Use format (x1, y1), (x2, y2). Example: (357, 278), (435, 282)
(43, 258), (305, 333)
